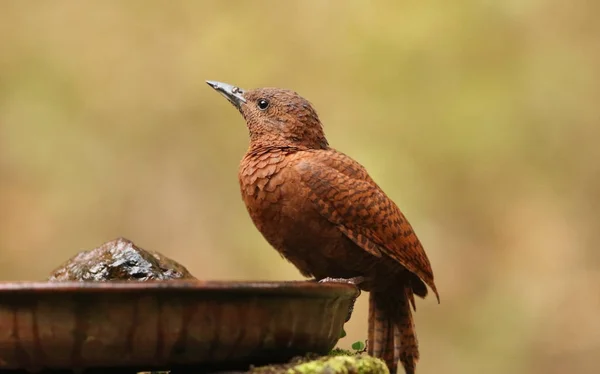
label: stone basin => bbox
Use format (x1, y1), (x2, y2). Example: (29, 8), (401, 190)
(0, 280), (359, 372)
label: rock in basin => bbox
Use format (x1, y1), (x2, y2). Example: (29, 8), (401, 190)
(48, 237), (195, 281)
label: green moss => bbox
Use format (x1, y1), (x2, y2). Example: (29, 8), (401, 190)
(328, 348), (355, 356)
(250, 354), (388, 374)
(288, 354), (388, 374)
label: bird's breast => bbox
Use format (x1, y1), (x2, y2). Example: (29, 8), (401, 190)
(237, 150), (386, 280)
(238, 152), (307, 224)
(238, 152), (335, 255)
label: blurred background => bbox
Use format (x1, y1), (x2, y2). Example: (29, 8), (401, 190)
(1, 1), (599, 373)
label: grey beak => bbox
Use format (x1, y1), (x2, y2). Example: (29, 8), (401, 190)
(206, 80), (247, 109)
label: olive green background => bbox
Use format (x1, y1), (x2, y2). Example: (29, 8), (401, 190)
(1, 1), (598, 373)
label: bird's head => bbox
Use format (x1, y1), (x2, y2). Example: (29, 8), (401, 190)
(207, 80), (328, 150)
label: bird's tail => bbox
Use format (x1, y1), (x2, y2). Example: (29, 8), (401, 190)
(368, 286), (418, 374)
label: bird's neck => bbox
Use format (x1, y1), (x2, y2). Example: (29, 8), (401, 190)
(248, 134), (329, 154)
(247, 142), (329, 156)
(246, 143), (300, 157)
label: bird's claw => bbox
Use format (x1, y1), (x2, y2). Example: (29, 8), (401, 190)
(318, 276), (366, 286)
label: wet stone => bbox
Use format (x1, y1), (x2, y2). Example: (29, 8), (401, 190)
(48, 237), (195, 281)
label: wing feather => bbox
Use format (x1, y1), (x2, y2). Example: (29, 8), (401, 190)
(294, 151), (439, 302)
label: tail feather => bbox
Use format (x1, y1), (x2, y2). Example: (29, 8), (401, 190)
(368, 286), (419, 374)
(368, 291), (396, 368)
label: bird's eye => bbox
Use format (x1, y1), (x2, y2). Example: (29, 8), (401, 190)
(257, 99), (269, 110)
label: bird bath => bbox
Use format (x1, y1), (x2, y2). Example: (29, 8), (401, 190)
(0, 280), (358, 372)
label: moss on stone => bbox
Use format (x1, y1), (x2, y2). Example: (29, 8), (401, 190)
(250, 353), (388, 374)
(328, 348), (355, 356)
(290, 355), (388, 374)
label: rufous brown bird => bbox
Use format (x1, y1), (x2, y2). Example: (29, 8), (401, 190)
(207, 80), (439, 374)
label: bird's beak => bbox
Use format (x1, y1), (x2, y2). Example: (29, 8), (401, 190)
(206, 80), (247, 109)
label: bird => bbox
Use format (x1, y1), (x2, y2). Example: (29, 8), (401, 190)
(207, 80), (439, 374)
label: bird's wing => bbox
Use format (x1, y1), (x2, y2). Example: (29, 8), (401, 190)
(293, 150), (439, 301)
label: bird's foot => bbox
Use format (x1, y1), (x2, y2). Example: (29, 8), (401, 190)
(318, 276), (365, 322)
(318, 276), (366, 286)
